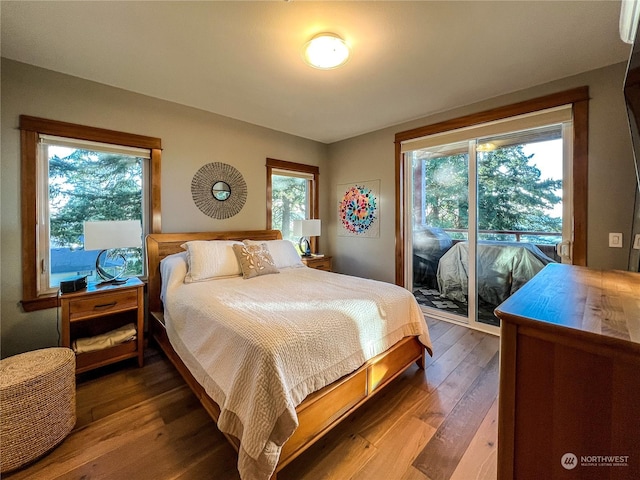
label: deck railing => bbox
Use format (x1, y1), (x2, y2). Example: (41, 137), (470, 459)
(442, 228), (561, 243)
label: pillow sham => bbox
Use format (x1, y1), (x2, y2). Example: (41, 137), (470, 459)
(232, 243), (280, 279)
(243, 239), (304, 269)
(181, 240), (242, 283)
(159, 252), (188, 302)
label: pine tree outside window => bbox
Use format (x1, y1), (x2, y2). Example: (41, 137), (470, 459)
(266, 158), (319, 248)
(39, 135), (148, 292)
(19, 116), (162, 311)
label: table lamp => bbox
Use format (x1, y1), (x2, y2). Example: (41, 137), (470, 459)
(83, 220), (142, 284)
(293, 219), (321, 257)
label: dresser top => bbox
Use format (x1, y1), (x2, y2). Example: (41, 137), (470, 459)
(495, 263), (640, 347)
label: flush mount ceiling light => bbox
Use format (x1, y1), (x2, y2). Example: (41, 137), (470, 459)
(303, 33), (350, 69)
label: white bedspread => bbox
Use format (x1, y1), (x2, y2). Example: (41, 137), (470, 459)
(161, 256), (431, 480)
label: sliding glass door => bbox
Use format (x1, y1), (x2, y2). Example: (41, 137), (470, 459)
(410, 140), (471, 325)
(406, 117), (572, 333)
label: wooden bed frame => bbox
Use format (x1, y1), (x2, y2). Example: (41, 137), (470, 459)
(146, 230), (426, 479)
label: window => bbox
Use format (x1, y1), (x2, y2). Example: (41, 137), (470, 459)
(39, 135), (148, 293)
(266, 158), (319, 244)
(20, 116), (162, 311)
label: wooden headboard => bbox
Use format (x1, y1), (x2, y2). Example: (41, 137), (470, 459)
(145, 230), (283, 313)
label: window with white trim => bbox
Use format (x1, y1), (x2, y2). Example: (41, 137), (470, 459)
(37, 135), (149, 293)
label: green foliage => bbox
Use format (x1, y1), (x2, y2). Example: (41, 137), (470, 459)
(271, 174), (307, 240)
(48, 149), (142, 247)
(422, 144), (562, 240)
(422, 153), (469, 231)
(48, 148), (143, 277)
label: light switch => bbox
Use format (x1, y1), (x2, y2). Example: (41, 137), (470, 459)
(609, 232), (623, 248)
(634, 234), (640, 250)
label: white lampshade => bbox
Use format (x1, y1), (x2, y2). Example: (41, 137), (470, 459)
(293, 219), (321, 237)
(84, 220), (142, 251)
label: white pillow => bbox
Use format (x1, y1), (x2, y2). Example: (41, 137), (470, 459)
(160, 252), (188, 302)
(243, 239), (304, 269)
(181, 240), (243, 282)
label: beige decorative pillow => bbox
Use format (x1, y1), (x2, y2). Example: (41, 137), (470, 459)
(243, 239), (304, 269)
(232, 243), (279, 279)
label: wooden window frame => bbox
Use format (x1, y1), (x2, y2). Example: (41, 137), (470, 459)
(266, 158), (320, 251)
(394, 87), (589, 286)
(20, 115), (162, 312)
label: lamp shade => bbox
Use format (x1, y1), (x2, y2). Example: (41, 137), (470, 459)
(84, 220), (142, 251)
(293, 219), (321, 237)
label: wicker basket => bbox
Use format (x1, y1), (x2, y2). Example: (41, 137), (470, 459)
(0, 347), (76, 473)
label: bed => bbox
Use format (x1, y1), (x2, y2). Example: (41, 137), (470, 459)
(146, 230), (432, 480)
(437, 240), (556, 305)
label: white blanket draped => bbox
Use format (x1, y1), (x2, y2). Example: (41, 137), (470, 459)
(161, 257), (431, 480)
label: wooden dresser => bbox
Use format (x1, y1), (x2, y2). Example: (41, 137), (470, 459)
(494, 264), (640, 480)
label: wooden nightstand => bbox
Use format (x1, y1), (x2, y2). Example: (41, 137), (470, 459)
(301, 255), (332, 272)
(59, 277), (144, 374)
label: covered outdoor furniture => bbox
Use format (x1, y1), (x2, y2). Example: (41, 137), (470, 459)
(412, 227), (453, 288)
(437, 240), (556, 305)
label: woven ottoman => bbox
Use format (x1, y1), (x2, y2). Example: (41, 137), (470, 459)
(0, 347), (76, 473)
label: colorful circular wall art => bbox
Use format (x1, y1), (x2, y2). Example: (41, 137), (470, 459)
(338, 181), (379, 237)
(191, 162), (247, 219)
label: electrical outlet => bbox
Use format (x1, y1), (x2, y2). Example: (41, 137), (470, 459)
(609, 233), (623, 248)
(634, 234), (640, 250)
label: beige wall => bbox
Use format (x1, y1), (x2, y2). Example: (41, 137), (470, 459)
(2, 59), (637, 357)
(1, 59), (328, 357)
(327, 62), (637, 283)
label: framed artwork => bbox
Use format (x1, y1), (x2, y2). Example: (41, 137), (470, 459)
(337, 180), (380, 237)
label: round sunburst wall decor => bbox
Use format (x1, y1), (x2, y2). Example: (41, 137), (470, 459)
(191, 162), (247, 219)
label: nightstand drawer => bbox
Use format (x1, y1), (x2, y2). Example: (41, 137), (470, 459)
(310, 258), (332, 271)
(302, 256), (333, 271)
(69, 289), (139, 322)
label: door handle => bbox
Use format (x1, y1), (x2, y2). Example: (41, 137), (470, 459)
(556, 240), (572, 261)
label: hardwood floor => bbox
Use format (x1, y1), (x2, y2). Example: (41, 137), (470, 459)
(5, 317), (499, 480)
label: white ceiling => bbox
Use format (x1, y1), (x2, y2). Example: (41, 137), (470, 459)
(0, 1), (631, 144)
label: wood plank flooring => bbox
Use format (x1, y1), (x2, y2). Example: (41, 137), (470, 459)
(5, 317), (499, 480)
